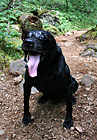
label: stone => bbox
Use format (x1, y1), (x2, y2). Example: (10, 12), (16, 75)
(71, 127), (75, 130)
(81, 49), (95, 57)
(83, 94), (87, 97)
(75, 126), (83, 133)
(40, 12), (60, 27)
(31, 116), (35, 120)
(1, 78), (4, 81)
(63, 31), (73, 36)
(31, 86), (39, 94)
(86, 87), (90, 91)
(80, 43), (97, 57)
(9, 58), (26, 75)
(14, 75), (23, 85)
(81, 74), (94, 86)
(1, 73), (5, 76)
(0, 129), (5, 135)
(64, 42), (74, 47)
(57, 43), (61, 47)
(19, 13), (43, 31)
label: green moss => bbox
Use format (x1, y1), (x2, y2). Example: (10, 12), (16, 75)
(38, 9), (49, 16)
(0, 53), (10, 70)
(44, 24), (60, 35)
(91, 31), (97, 38)
(79, 25), (97, 41)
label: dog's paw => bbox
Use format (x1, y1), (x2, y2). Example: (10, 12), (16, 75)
(38, 95), (48, 104)
(63, 119), (73, 129)
(22, 113), (32, 126)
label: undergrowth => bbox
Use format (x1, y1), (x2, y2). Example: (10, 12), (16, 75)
(0, 0), (97, 60)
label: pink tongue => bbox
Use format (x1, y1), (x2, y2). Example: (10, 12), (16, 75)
(27, 55), (40, 77)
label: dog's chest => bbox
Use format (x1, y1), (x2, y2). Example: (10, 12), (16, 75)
(34, 71), (59, 92)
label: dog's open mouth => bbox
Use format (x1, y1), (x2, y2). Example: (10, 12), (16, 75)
(27, 54), (40, 77)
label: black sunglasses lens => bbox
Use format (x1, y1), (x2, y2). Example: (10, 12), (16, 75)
(35, 32), (47, 40)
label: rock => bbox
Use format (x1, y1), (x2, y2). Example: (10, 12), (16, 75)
(80, 43), (97, 57)
(81, 74), (94, 86)
(48, 24), (60, 34)
(31, 86), (39, 94)
(39, 10), (60, 34)
(57, 43), (61, 47)
(71, 127), (75, 130)
(40, 11), (60, 26)
(14, 75), (23, 85)
(64, 42), (74, 47)
(31, 116), (35, 120)
(0, 129), (5, 135)
(1, 73), (5, 77)
(9, 59), (26, 75)
(86, 106), (91, 111)
(80, 49), (95, 57)
(86, 87), (90, 91)
(75, 126), (83, 133)
(61, 119), (64, 123)
(83, 94), (87, 97)
(63, 31), (73, 36)
(1, 78), (4, 81)
(19, 13), (43, 31)
(13, 133), (16, 137)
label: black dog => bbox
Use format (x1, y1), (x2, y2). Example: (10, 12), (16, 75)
(22, 30), (78, 129)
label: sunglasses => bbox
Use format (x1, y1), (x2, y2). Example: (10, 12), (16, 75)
(28, 31), (48, 40)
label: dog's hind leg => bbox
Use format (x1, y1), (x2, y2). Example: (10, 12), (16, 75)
(72, 76), (78, 105)
(38, 93), (48, 104)
(72, 76), (78, 93)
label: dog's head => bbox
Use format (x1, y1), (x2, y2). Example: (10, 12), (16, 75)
(22, 30), (57, 58)
(22, 30), (57, 77)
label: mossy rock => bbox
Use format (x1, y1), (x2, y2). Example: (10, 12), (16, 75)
(80, 43), (97, 57)
(91, 31), (97, 39)
(45, 24), (60, 35)
(38, 9), (49, 17)
(19, 13), (43, 31)
(78, 25), (97, 41)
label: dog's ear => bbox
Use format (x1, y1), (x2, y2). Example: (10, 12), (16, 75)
(24, 51), (28, 62)
(49, 33), (57, 49)
(22, 29), (27, 41)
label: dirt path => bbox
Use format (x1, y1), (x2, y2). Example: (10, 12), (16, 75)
(0, 30), (97, 140)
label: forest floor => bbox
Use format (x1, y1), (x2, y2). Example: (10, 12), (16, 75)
(0, 30), (97, 140)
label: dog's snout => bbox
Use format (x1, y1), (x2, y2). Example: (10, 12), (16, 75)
(24, 39), (34, 45)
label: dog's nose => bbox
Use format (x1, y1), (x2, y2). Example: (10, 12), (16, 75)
(24, 38), (34, 44)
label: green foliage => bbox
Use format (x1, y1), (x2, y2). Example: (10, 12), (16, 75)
(0, 0), (97, 61)
(0, 3), (23, 60)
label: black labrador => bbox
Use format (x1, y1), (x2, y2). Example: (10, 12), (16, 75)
(22, 30), (78, 129)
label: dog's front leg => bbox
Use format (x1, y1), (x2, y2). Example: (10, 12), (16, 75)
(63, 84), (73, 129)
(22, 82), (32, 125)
